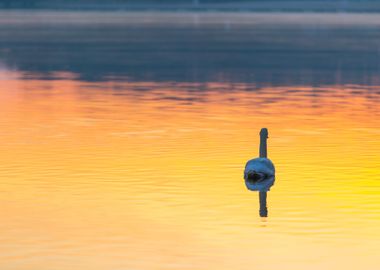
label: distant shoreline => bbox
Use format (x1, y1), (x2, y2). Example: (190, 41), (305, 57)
(3, 1), (380, 13)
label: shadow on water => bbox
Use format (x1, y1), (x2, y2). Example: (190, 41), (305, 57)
(1, 13), (380, 86)
(259, 191), (268, 218)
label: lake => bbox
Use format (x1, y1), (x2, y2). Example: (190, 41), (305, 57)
(0, 11), (379, 270)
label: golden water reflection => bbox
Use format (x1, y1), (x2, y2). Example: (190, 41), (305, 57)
(0, 72), (379, 269)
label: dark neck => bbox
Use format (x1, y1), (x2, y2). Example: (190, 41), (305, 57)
(259, 128), (269, 217)
(259, 128), (268, 158)
(259, 136), (267, 158)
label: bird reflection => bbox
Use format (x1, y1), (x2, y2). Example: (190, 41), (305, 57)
(244, 128), (276, 217)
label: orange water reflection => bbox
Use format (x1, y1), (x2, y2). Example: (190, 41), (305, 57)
(0, 74), (379, 269)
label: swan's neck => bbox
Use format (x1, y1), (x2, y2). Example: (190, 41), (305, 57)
(258, 128), (269, 217)
(259, 136), (267, 158)
(259, 128), (268, 158)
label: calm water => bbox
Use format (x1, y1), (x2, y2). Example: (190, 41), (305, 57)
(0, 11), (380, 270)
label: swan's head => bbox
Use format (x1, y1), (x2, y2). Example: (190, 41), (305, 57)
(244, 170), (275, 192)
(260, 128), (268, 139)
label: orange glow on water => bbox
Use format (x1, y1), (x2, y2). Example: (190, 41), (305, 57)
(0, 75), (379, 269)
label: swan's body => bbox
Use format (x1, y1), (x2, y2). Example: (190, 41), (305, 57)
(244, 157), (275, 191)
(244, 128), (275, 192)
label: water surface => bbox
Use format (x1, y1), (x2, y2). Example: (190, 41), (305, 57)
(0, 12), (380, 270)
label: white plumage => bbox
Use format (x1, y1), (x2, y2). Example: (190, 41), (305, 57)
(244, 157), (275, 191)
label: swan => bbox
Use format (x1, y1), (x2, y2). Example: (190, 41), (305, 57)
(244, 128), (275, 192)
